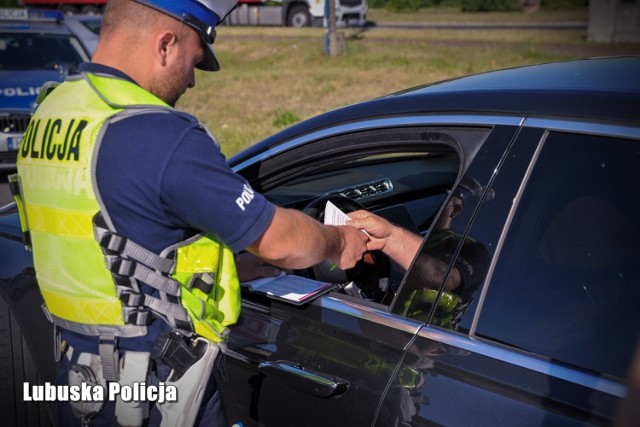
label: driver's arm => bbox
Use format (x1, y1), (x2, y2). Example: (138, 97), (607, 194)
(348, 210), (422, 270)
(349, 210), (464, 292)
(247, 206), (368, 271)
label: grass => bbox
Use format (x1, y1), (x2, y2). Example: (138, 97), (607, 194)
(367, 6), (589, 23)
(177, 7), (638, 156)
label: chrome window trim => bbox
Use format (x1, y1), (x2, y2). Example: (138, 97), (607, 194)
(0, 201), (17, 214)
(231, 114), (524, 173)
(317, 295), (423, 336)
(416, 325), (627, 398)
(318, 295), (625, 397)
(524, 117), (640, 140)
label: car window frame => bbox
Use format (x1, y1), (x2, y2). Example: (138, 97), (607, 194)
(232, 120), (510, 311)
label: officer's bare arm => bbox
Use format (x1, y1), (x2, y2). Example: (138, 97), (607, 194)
(247, 206), (368, 271)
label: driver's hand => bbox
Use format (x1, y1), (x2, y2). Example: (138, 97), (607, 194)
(347, 210), (395, 252)
(332, 224), (369, 270)
(348, 210), (422, 271)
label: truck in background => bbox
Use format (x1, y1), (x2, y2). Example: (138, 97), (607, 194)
(19, 0), (104, 15)
(226, 0), (366, 28)
(18, 0), (367, 28)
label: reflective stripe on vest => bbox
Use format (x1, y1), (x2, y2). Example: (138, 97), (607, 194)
(16, 72), (240, 342)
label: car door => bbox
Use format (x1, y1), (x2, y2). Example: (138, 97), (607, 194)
(215, 119), (521, 427)
(379, 121), (640, 426)
(0, 204), (55, 426)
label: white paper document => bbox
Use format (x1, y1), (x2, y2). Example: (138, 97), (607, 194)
(324, 200), (351, 226)
(323, 200), (369, 235)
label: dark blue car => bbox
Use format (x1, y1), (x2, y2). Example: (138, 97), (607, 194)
(1, 56), (639, 426)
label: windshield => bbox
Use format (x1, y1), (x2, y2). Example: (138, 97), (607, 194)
(0, 33), (89, 71)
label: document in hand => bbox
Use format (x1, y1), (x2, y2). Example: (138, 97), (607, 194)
(324, 200), (369, 235)
(241, 272), (335, 305)
(324, 200), (351, 226)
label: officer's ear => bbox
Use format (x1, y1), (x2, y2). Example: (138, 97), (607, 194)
(157, 30), (178, 66)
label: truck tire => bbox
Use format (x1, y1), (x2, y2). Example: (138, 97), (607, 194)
(287, 5), (311, 28)
(0, 296), (53, 427)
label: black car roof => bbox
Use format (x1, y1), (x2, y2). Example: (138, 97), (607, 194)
(230, 57), (640, 166)
(348, 56), (640, 125)
(405, 56), (640, 94)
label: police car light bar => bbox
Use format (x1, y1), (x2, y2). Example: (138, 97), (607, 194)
(0, 8), (65, 22)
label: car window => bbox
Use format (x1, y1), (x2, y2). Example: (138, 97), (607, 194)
(76, 18), (101, 35)
(475, 131), (640, 379)
(256, 127), (483, 231)
(260, 144), (461, 302)
(390, 125), (520, 327)
(263, 150), (459, 229)
(239, 126), (497, 306)
(0, 33), (88, 70)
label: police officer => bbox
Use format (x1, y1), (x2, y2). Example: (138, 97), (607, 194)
(13, 0), (368, 425)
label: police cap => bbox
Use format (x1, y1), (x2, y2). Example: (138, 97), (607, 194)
(133, 0), (237, 71)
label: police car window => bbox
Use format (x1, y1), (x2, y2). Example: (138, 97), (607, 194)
(0, 33), (88, 70)
(475, 131), (640, 379)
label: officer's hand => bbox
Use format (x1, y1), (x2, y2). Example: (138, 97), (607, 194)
(236, 252), (288, 282)
(331, 224), (369, 270)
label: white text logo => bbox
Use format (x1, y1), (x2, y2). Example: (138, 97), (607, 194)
(236, 183), (255, 211)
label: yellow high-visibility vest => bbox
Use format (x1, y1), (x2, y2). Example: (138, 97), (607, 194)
(14, 72), (240, 343)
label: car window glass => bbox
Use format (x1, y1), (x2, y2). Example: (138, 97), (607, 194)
(79, 18), (102, 35)
(390, 125), (519, 328)
(0, 33), (87, 70)
(455, 127), (545, 332)
(475, 131), (640, 379)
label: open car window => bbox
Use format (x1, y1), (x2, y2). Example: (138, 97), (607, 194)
(263, 150), (459, 232)
(237, 125), (497, 307)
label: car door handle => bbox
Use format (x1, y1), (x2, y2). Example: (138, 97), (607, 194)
(258, 360), (349, 398)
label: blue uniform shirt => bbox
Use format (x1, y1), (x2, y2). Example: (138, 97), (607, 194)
(63, 63), (276, 354)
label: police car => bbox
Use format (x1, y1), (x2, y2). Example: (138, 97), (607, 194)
(0, 8), (97, 170)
